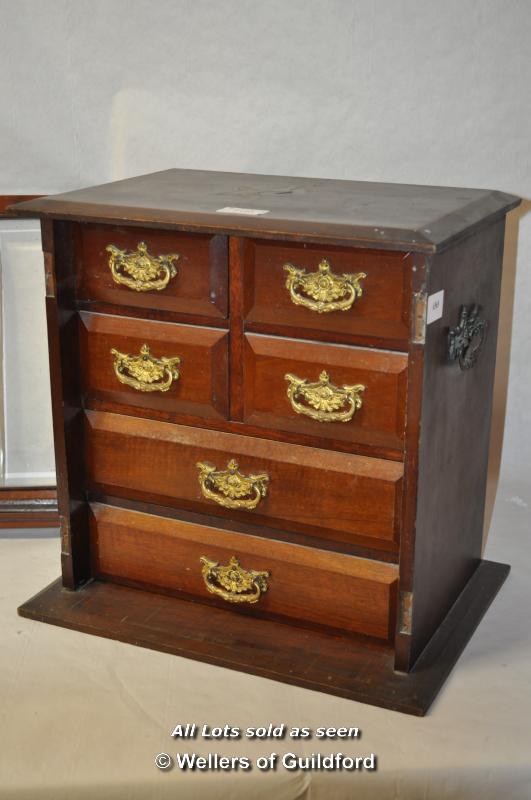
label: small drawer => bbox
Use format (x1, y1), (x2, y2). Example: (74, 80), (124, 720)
(79, 312), (229, 421)
(76, 223), (228, 319)
(242, 239), (412, 347)
(89, 503), (399, 640)
(243, 333), (408, 454)
(85, 411), (404, 553)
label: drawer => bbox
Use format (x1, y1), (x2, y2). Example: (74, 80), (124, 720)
(76, 224), (228, 319)
(89, 503), (399, 640)
(243, 333), (408, 454)
(79, 312), (229, 421)
(242, 239), (412, 347)
(85, 411), (403, 553)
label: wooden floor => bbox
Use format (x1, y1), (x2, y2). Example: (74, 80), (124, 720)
(18, 559), (509, 716)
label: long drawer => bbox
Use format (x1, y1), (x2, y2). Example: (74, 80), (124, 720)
(85, 411), (404, 553)
(90, 503), (399, 640)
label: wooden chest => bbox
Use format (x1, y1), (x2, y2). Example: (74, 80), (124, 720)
(13, 170), (520, 715)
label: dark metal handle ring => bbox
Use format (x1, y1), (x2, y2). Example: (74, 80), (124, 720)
(448, 304), (487, 370)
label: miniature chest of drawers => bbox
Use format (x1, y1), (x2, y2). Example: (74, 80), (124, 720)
(14, 170), (520, 715)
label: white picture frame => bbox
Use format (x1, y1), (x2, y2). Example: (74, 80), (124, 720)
(0, 215), (55, 487)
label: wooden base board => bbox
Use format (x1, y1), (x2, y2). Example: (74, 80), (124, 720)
(18, 559), (509, 716)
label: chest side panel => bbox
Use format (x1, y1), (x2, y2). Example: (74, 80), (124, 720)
(404, 219), (506, 667)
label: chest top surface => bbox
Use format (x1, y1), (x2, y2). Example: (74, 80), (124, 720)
(11, 169), (519, 253)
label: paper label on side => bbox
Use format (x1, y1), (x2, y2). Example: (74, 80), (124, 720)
(427, 290), (444, 324)
(216, 207), (270, 216)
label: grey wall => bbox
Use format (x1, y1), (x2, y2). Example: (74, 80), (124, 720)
(1, 0), (529, 481)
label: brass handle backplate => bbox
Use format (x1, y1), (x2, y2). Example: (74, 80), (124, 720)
(283, 259), (366, 313)
(200, 555), (269, 604)
(106, 241), (179, 292)
(111, 343), (181, 392)
(285, 370), (365, 423)
(196, 459), (269, 511)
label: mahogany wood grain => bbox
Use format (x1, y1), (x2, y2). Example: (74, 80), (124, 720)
(84, 411), (403, 552)
(244, 321), (408, 353)
(0, 195), (41, 218)
(243, 239), (412, 346)
(91, 492), (400, 563)
(228, 237), (245, 420)
(394, 253), (427, 670)
(244, 333), (408, 453)
(11, 170), (520, 712)
(403, 219), (509, 668)
(18, 560), (510, 716)
(90, 503), (398, 640)
(75, 223), (228, 319)
(79, 311), (229, 421)
(10, 169), (520, 254)
(81, 396), (404, 461)
(76, 299), (228, 329)
(45, 220), (90, 588)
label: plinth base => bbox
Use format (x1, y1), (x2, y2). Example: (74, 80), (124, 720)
(18, 559), (509, 716)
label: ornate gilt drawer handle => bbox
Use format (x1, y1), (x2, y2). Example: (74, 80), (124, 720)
(283, 259), (366, 313)
(196, 459), (269, 511)
(111, 344), (181, 392)
(285, 370), (365, 423)
(200, 556), (269, 604)
(106, 241), (179, 292)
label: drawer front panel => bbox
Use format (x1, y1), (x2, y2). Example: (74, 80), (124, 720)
(76, 224), (228, 319)
(243, 239), (411, 346)
(85, 411), (403, 551)
(90, 503), (399, 640)
(79, 312), (229, 421)
(244, 334), (408, 453)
